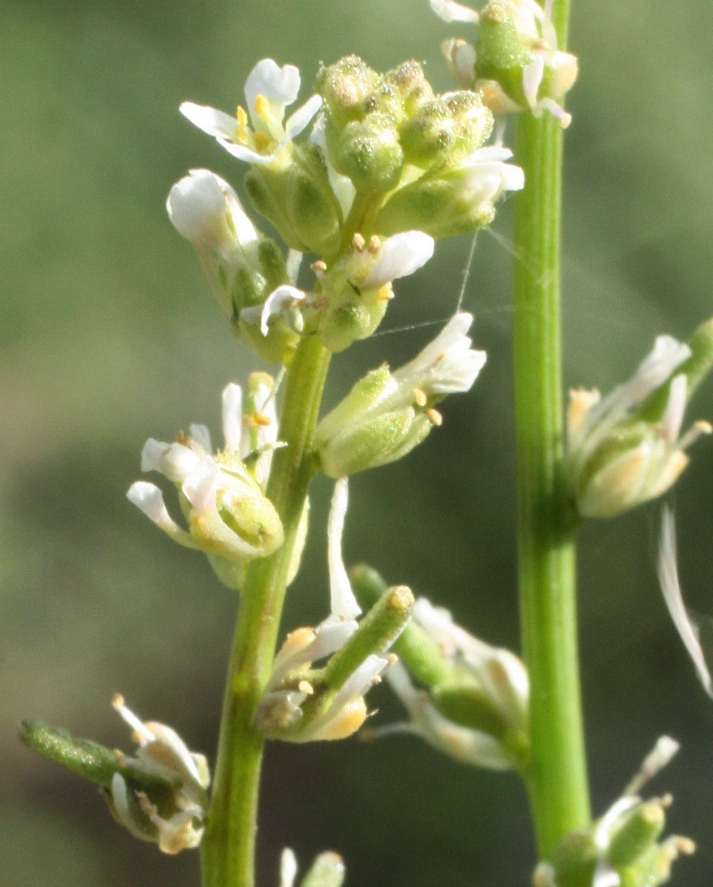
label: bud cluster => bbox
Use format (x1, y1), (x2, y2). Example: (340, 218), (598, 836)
(534, 737), (694, 887)
(431, 0), (578, 127)
(170, 56), (522, 362)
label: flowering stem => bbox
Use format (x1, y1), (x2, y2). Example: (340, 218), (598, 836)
(201, 333), (331, 887)
(512, 0), (590, 858)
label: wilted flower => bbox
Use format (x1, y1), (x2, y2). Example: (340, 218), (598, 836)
(127, 377), (284, 589)
(567, 335), (712, 518)
(255, 479), (408, 742)
(181, 59), (322, 164)
(107, 695), (210, 854)
(315, 312), (486, 476)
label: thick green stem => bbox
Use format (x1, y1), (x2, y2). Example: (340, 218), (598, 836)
(512, 0), (590, 858)
(201, 334), (331, 887)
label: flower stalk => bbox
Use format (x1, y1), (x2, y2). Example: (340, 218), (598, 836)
(200, 333), (331, 887)
(512, 0), (590, 857)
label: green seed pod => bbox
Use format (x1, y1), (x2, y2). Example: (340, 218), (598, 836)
(608, 800), (666, 870)
(285, 143), (343, 256)
(546, 831), (599, 887)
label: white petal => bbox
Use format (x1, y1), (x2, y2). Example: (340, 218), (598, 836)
(501, 163), (525, 191)
(112, 694), (156, 744)
(284, 94), (323, 140)
(141, 438), (171, 473)
(362, 231), (435, 289)
(127, 482), (199, 548)
(166, 169), (231, 242)
(180, 102), (239, 140)
(182, 455), (221, 512)
(594, 796), (639, 852)
(658, 506), (713, 697)
(286, 249), (303, 285)
(413, 596), (493, 662)
(522, 53), (546, 107)
(141, 439), (200, 482)
(280, 848), (299, 887)
(628, 335), (691, 404)
(661, 374), (687, 442)
(217, 138), (275, 164)
(336, 654), (389, 702)
(245, 59), (301, 114)
(257, 285), (307, 336)
(222, 383), (244, 451)
(327, 478), (362, 619)
(189, 423), (212, 453)
(430, 0), (479, 23)
(592, 860), (621, 887)
(625, 735), (680, 796)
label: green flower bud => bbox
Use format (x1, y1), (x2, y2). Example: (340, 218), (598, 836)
(385, 60), (435, 117)
(315, 55), (378, 128)
(329, 112), (404, 193)
(245, 143), (343, 256)
(400, 90), (492, 168)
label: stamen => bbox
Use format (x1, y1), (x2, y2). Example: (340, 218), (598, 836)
(311, 259), (327, 274)
(112, 694), (156, 745)
(298, 680), (314, 695)
(413, 387), (428, 407)
(254, 94), (272, 122)
(426, 408), (443, 426)
(679, 419), (713, 450)
(352, 232), (366, 252)
(235, 106), (250, 142)
(252, 411), (273, 427)
(377, 285), (394, 302)
(368, 235), (382, 254)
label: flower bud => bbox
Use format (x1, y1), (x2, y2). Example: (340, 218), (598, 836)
(400, 90), (492, 168)
(279, 848), (346, 887)
(329, 112), (405, 193)
(127, 380), (284, 590)
(315, 313), (485, 475)
(535, 737), (694, 887)
(315, 55), (379, 128)
(375, 146), (523, 239)
(244, 142), (343, 257)
(567, 333), (713, 519)
(384, 60), (435, 118)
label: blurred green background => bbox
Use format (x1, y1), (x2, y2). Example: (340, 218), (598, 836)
(3, 0), (713, 884)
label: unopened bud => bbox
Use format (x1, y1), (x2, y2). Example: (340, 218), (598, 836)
(330, 112), (404, 193)
(316, 55), (378, 127)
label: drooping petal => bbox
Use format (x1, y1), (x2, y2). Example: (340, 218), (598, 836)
(189, 423), (212, 453)
(430, 0), (479, 24)
(222, 383), (244, 451)
(180, 102), (239, 141)
(126, 482), (198, 548)
(327, 478), (362, 619)
(522, 53), (546, 108)
(362, 231), (435, 289)
(253, 284), (307, 336)
(182, 455), (221, 512)
(657, 506), (713, 697)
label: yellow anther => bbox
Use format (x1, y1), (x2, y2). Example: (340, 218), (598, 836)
(386, 653), (398, 665)
(352, 232), (366, 252)
(298, 680), (315, 695)
(254, 93), (272, 122)
(377, 285), (394, 302)
(367, 235), (382, 254)
(252, 411), (272, 427)
(311, 259), (327, 273)
(413, 387), (428, 407)
(426, 408), (443, 426)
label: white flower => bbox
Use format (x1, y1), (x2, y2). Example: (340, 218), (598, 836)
(127, 378), (283, 584)
(567, 335), (712, 518)
(360, 231), (435, 289)
(378, 661), (514, 769)
(108, 695), (209, 854)
(431, 0), (577, 127)
(657, 506), (713, 698)
(256, 479), (393, 743)
(180, 59), (322, 164)
(315, 312), (487, 477)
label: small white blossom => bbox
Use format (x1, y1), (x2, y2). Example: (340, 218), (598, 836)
(567, 335), (711, 518)
(108, 695), (209, 854)
(127, 379), (283, 587)
(180, 59), (322, 164)
(316, 313), (486, 476)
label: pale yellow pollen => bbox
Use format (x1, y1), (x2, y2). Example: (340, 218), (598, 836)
(413, 387), (428, 407)
(298, 680), (314, 695)
(311, 259), (327, 273)
(386, 653), (398, 665)
(352, 232), (366, 252)
(252, 411), (272, 427)
(377, 285), (394, 302)
(234, 106), (250, 143)
(371, 674), (382, 685)
(426, 408), (443, 426)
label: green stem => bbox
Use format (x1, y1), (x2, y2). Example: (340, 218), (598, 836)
(512, 0), (590, 858)
(201, 333), (331, 887)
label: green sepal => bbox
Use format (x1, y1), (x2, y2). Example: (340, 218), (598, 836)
(349, 564), (454, 688)
(431, 680), (509, 739)
(608, 800), (666, 870)
(547, 830), (599, 887)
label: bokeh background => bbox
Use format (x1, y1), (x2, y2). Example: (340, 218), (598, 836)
(3, 0), (713, 884)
